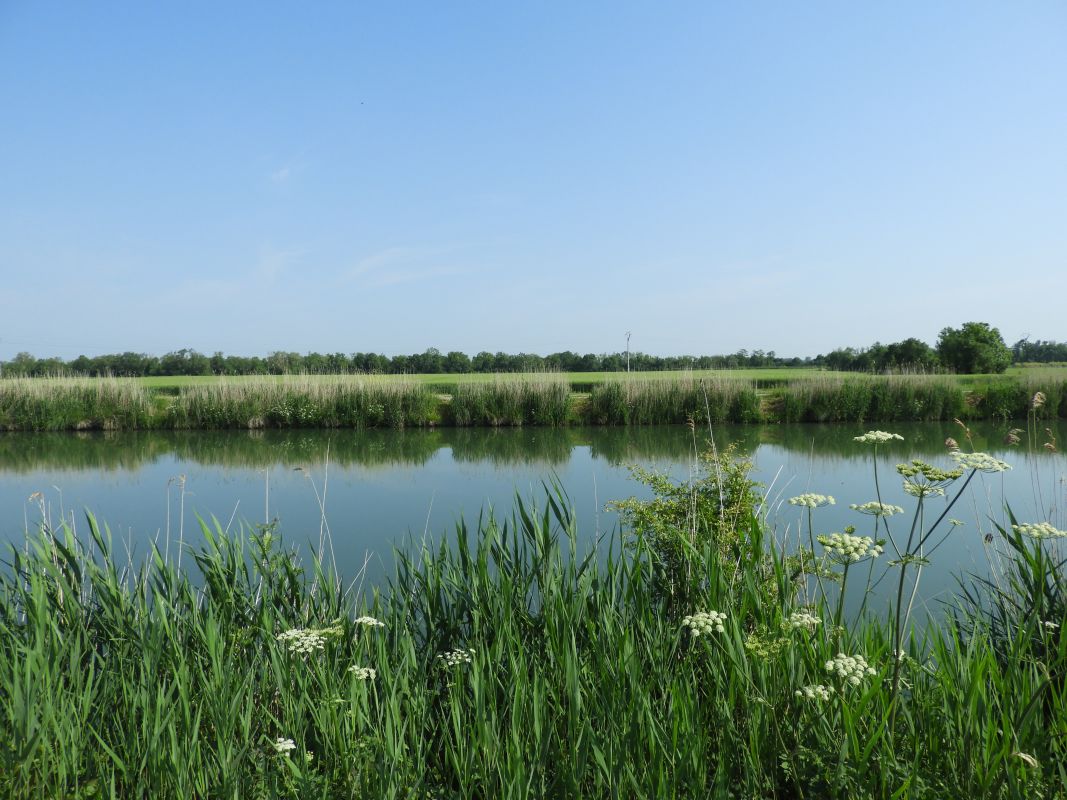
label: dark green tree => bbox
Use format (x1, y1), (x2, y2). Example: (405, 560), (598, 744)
(936, 322), (1012, 374)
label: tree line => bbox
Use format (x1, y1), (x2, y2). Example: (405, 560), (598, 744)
(0, 323), (1058, 378)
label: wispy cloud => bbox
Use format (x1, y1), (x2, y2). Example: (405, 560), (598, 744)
(257, 243), (303, 283)
(268, 155), (308, 184)
(346, 244), (473, 286)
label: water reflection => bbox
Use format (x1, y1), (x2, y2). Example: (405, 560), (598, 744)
(2, 420), (1062, 474)
(1, 422), (1064, 617)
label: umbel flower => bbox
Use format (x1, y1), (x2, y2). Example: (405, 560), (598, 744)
(1012, 522), (1067, 540)
(817, 532), (884, 561)
(950, 451), (1012, 473)
(438, 648), (476, 667)
(788, 494), (835, 509)
(850, 501), (904, 517)
(795, 684), (832, 701)
(897, 460), (963, 498)
(682, 611), (727, 636)
(355, 615), (385, 628)
(272, 737), (297, 755)
(785, 611), (822, 631)
(825, 653), (877, 686)
(276, 627), (341, 655)
(854, 431), (904, 445)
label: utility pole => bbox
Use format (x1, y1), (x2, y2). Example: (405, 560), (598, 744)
(625, 331), (632, 373)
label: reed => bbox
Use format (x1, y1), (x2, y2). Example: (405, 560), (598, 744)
(584, 375), (761, 424)
(1, 444), (1064, 797)
(0, 375), (153, 431)
(448, 374), (571, 426)
(164, 375), (440, 429)
(774, 374), (966, 423)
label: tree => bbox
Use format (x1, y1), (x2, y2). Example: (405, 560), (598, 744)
(936, 322), (1011, 374)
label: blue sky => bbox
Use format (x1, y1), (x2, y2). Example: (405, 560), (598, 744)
(1, 1), (1065, 360)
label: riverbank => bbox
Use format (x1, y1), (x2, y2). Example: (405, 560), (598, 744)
(2, 442), (1063, 797)
(1, 373), (1066, 431)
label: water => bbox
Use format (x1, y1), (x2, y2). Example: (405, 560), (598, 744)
(1, 422), (1064, 614)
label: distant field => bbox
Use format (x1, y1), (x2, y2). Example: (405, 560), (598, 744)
(132, 364), (1067, 390)
(136, 368), (848, 389)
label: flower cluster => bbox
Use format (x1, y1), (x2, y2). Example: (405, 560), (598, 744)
(437, 648), (476, 667)
(1012, 522), (1067, 540)
(1043, 621), (1060, 631)
(817, 532), (884, 561)
(276, 626), (341, 655)
(850, 501), (904, 517)
(355, 615), (385, 628)
(950, 451), (1012, 473)
(272, 737), (297, 755)
(825, 653), (877, 686)
(348, 665), (377, 680)
(785, 611), (822, 631)
(897, 460), (962, 499)
(903, 482), (945, 498)
(854, 431), (904, 444)
(788, 494), (835, 509)
(682, 610), (727, 636)
(794, 684), (832, 701)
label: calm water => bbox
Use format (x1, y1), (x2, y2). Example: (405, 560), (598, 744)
(2, 422), (1065, 614)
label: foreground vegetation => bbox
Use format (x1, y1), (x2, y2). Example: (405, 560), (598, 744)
(3, 371), (1067, 431)
(1, 431), (1064, 798)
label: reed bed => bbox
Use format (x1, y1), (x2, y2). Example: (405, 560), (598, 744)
(164, 375), (439, 429)
(2, 437), (1064, 798)
(584, 376), (761, 425)
(448, 374), (571, 426)
(3, 373), (1067, 431)
(0, 376), (153, 431)
(773, 374), (965, 423)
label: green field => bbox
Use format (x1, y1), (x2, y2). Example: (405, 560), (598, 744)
(131, 363), (1067, 390)
(134, 367), (838, 389)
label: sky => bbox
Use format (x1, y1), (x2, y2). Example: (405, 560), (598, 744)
(1, 1), (1065, 361)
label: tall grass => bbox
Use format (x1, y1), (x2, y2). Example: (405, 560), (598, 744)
(448, 374), (571, 426)
(3, 437), (1063, 797)
(164, 375), (440, 429)
(0, 376), (154, 431)
(773, 374), (966, 423)
(3, 373), (1067, 431)
(584, 376), (761, 424)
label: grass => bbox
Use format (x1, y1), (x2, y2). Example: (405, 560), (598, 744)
(447, 374), (571, 426)
(3, 371), (1067, 430)
(1, 436), (1063, 798)
(163, 375), (440, 430)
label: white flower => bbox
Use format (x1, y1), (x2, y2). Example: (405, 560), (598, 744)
(1013, 522), (1067, 540)
(950, 451), (1012, 473)
(272, 737), (297, 755)
(277, 628), (328, 654)
(794, 684), (832, 701)
(682, 610), (727, 636)
(1043, 621), (1060, 631)
(348, 665), (377, 680)
(785, 611), (822, 631)
(825, 653), (877, 687)
(903, 482), (945, 498)
(788, 494), (836, 509)
(854, 431), (904, 444)
(850, 501), (904, 517)
(817, 532), (883, 562)
(437, 648), (476, 667)
(355, 615), (385, 628)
